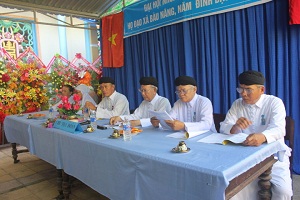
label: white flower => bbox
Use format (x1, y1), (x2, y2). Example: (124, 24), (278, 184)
(78, 70), (86, 78)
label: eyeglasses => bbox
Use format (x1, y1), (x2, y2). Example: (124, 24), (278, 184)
(175, 87), (194, 95)
(236, 87), (254, 94)
(138, 86), (157, 93)
(138, 88), (152, 93)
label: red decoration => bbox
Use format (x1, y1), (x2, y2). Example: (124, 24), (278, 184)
(102, 12), (124, 68)
(289, 0), (300, 24)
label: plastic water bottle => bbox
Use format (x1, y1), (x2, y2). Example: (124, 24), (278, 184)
(48, 106), (53, 119)
(90, 110), (97, 129)
(83, 107), (89, 121)
(123, 117), (132, 141)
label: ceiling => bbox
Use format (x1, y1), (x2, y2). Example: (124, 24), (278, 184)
(0, 0), (119, 19)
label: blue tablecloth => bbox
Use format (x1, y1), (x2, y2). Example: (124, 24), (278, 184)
(4, 113), (286, 200)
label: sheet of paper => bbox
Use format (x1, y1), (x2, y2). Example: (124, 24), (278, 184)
(166, 132), (185, 139)
(197, 133), (228, 143)
(166, 130), (209, 139)
(197, 133), (248, 145)
(185, 130), (209, 138)
(224, 133), (248, 144)
(148, 110), (173, 130)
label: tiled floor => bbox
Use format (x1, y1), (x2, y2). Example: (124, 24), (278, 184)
(0, 145), (108, 200)
(0, 145), (299, 200)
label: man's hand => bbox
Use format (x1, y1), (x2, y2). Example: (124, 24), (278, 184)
(110, 116), (122, 125)
(165, 120), (185, 131)
(151, 117), (160, 128)
(130, 120), (141, 127)
(85, 101), (96, 110)
(243, 133), (266, 146)
(230, 117), (252, 134)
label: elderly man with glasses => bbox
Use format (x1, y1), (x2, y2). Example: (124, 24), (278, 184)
(110, 76), (171, 127)
(153, 75), (215, 132)
(85, 77), (130, 119)
(220, 70), (292, 200)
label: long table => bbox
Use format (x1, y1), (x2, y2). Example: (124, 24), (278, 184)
(4, 112), (285, 200)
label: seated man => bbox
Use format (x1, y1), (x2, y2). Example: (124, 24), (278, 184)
(110, 77), (171, 127)
(85, 77), (130, 119)
(153, 75), (215, 132)
(220, 70), (292, 200)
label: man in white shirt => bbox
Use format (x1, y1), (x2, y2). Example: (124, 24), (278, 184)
(110, 77), (171, 127)
(220, 70), (292, 200)
(85, 77), (130, 119)
(153, 75), (215, 132)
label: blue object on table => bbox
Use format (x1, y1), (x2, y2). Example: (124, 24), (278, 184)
(53, 119), (83, 134)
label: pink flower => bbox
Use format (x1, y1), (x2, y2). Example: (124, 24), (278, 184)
(73, 94), (81, 102)
(64, 102), (72, 110)
(75, 53), (82, 59)
(61, 96), (68, 103)
(73, 104), (80, 110)
(57, 93), (81, 116)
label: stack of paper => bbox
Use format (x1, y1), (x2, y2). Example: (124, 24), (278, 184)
(148, 110), (173, 130)
(197, 133), (248, 145)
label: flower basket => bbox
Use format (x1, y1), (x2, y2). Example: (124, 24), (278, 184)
(57, 94), (82, 119)
(0, 57), (49, 115)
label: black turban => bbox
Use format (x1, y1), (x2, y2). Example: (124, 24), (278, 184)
(175, 76), (197, 86)
(99, 77), (115, 85)
(139, 77), (158, 87)
(238, 70), (265, 85)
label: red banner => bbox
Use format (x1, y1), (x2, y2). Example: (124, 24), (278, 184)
(102, 12), (124, 68)
(289, 0), (300, 24)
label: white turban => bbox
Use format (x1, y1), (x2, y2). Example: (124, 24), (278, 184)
(75, 84), (96, 107)
(75, 84), (91, 95)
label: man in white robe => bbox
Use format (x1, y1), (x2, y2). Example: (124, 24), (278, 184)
(220, 70), (292, 200)
(110, 76), (171, 127)
(85, 77), (130, 119)
(152, 75), (215, 132)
